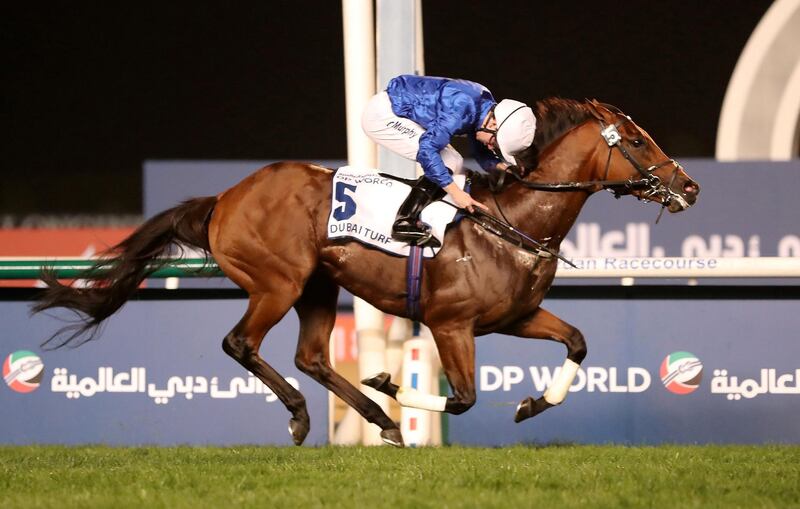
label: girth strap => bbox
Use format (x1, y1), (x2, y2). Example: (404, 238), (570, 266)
(406, 245), (424, 321)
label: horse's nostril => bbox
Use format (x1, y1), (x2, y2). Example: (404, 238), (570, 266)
(684, 181), (699, 195)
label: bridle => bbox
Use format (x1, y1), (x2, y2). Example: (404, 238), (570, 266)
(493, 108), (690, 221)
(595, 113), (686, 212)
(464, 107), (692, 264)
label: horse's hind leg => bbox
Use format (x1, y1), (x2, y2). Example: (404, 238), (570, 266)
(364, 324), (477, 416)
(293, 271), (404, 447)
(500, 307), (587, 423)
(222, 294), (311, 445)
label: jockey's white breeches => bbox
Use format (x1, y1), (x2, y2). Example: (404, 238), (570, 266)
(361, 91), (465, 176)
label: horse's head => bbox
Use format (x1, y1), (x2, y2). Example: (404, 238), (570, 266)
(585, 100), (700, 213)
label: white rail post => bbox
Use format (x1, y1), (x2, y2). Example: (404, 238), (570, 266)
(341, 0), (389, 446)
(376, 0), (440, 446)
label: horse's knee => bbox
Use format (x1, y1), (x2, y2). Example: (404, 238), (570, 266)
(565, 328), (587, 364)
(222, 332), (252, 360)
(446, 390), (476, 415)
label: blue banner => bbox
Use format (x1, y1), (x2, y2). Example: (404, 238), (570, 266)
(449, 297), (800, 445)
(560, 160), (799, 259)
(0, 300), (328, 446)
(3, 295), (798, 445)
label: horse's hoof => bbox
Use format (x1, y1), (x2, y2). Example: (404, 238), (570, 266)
(288, 416), (310, 446)
(380, 428), (405, 448)
(362, 372), (391, 392)
(514, 396), (553, 423)
(514, 397), (534, 423)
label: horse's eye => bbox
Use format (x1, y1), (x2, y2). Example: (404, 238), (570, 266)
(631, 138), (645, 148)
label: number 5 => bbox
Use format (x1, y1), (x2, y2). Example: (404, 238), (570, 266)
(333, 182), (358, 220)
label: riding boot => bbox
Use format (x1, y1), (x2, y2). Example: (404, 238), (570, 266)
(392, 176), (446, 248)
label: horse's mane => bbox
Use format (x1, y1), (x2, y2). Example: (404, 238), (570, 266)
(513, 97), (597, 170)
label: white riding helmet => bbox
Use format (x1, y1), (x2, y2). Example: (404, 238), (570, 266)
(494, 99), (536, 164)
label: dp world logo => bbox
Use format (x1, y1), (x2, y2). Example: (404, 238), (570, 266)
(660, 351), (703, 394)
(3, 350), (45, 393)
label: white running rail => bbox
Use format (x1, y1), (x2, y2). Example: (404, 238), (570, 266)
(555, 257), (800, 278)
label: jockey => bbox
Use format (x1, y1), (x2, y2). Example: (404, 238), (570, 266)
(362, 74), (536, 247)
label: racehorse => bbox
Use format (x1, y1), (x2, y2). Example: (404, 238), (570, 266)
(34, 98), (699, 447)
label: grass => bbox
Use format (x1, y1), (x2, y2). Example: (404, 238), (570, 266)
(0, 445), (798, 508)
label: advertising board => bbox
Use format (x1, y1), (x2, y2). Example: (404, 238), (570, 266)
(5, 296), (797, 445)
(449, 297), (800, 445)
(1, 299), (328, 446)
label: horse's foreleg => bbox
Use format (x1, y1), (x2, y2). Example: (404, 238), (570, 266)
(222, 293), (310, 445)
(365, 325), (476, 415)
(501, 307), (587, 423)
(293, 272), (403, 447)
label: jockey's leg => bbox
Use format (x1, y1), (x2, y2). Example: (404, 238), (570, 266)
(361, 91), (423, 161)
(500, 307), (587, 423)
(364, 325), (476, 415)
(392, 176), (446, 248)
(361, 92), (467, 247)
(293, 271), (404, 447)
(361, 91), (465, 178)
(439, 146), (464, 175)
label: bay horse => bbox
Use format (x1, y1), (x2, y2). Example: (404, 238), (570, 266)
(34, 99), (699, 447)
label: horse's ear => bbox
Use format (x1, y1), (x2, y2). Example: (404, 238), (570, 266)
(584, 99), (606, 121)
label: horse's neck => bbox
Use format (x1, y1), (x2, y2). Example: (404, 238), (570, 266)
(497, 128), (601, 245)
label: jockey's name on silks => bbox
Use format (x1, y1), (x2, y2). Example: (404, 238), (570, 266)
(326, 166), (464, 258)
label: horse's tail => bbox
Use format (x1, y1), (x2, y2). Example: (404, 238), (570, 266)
(33, 196), (218, 348)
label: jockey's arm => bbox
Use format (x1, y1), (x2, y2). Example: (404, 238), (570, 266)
(417, 96), (490, 213)
(418, 130), (488, 213)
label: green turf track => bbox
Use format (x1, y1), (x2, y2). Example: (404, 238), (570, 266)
(1, 445), (798, 508)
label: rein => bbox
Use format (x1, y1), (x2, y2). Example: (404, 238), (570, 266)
(495, 116), (681, 202)
(486, 110), (687, 227)
(464, 206), (578, 268)
(501, 169), (658, 195)
(464, 108), (686, 263)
